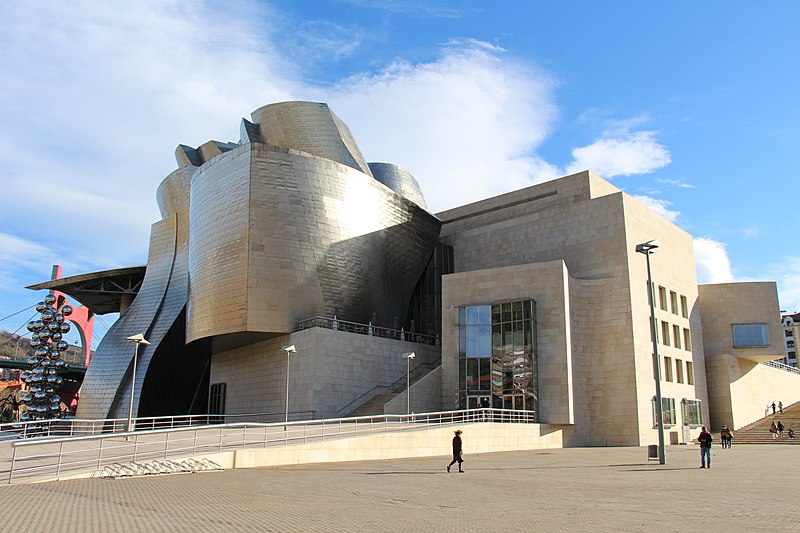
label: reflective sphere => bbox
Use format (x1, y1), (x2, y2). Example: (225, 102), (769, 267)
(34, 347), (48, 358)
(27, 321), (38, 332)
(35, 301), (48, 313)
(19, 412), (30, 421)
(60, 323), (70, 334)
(61, 305), (73, 316)
(44, 294), (56, 305)
(54, 313), (64, 324)
(57, 340), (69, 351)
(50, 332), (62, 342)
(34, 391), (47, 399)
(38, 329), (50, 340)
(29, 338), (42, 349)
(47, 321), (60, 332)
(41, 311), (54, 324)
(17, 390), (32, 403)
(51, 395), (61, 404)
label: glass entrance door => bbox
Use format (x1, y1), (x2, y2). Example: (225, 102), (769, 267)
(468, 395), (491, 409)
(502, 393), (528, 411)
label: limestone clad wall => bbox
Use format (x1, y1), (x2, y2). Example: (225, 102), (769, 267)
(441, 261), (573, 425)
(209, 328), (440, 420)
(436, 171), (708, 446)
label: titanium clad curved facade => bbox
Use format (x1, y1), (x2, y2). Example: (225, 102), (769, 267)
(186, 142), (441, 343)
(368, 162), (428, 210)
(250, 101), (373, 177)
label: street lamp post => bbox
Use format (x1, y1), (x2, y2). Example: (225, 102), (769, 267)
(403, 352), (416, 415)
(281, 345), (296, 426)
(125, 333), (150, 433)
(636, 240), (666, 465)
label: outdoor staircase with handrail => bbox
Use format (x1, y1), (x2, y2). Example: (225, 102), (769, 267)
(727, 401), (800, 445)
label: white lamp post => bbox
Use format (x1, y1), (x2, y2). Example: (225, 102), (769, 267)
(636, 240), (666, 465)
(403, 352), (416, 415)
(125, 333), (150, 433)
(281, 345), (296, 426)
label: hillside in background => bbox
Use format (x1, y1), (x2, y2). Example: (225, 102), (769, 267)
(0, 329), (85, 365)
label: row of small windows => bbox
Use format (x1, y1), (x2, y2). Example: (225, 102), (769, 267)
(653, 285), (689, 318)
(657, 320), (692, 351)
(663, 357), (694, 385)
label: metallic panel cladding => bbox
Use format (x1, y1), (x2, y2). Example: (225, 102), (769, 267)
(186, 142), (441, 342)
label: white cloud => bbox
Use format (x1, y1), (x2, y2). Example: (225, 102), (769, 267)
(631, 195), (680, 223)
(693, 237), (734, 284)
(656, 178), (695, 189)
(315, 38), (561, 211)
(565, 130), (671, 178)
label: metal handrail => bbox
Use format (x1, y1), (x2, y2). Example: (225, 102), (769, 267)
(336, 361), (441, 414)
(4, 408), (535, 484)
(0, 411), (316, 441)
(295, 316), (440, 346)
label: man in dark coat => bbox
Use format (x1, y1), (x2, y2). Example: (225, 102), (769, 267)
(698, 426), (712, 468)
(447, 429), (464, 473)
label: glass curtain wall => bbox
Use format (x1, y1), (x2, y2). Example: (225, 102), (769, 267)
(458, 300), (537, 418)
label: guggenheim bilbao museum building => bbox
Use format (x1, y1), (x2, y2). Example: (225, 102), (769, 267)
(43, 101), (796, 448)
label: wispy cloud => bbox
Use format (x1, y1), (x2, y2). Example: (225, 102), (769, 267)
(632, 195), (680, 223)
(694, 237), (734, 284)
(565, 130), (671, 178)
(336, 0), (472, 18)
(656, 178), (695, 189)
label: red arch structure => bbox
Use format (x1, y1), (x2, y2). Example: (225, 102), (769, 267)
(48, 265), (95, 368)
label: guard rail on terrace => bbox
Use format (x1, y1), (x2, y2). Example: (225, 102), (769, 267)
(4, 408), (535, 484)
(761, 360), (800, 375)
(295, 316), (439, 346)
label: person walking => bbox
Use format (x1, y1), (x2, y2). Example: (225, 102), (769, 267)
(720, 426), (732, 449)
(777, 420), (785, 439)
(779, 401), (783, 414)
(447, 429), (464, 473)
(698, 426), (713, 468)
(772, 402), (776, 415)
(770, 420), (778, 439)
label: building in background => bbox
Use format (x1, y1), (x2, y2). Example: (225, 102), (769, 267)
(781, 313), (800, 367)
(31, 101), (796, 447)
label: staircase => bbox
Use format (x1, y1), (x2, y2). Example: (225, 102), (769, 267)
(345, 363), (439, 417)
(729, 402), (800, 445)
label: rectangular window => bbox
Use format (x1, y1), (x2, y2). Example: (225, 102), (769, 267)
(653, 397), (677, 427)
(664, 356), (673, 382)
(682, 399), (703, 426)
(686, 361), (694, 385)
(732, 323), (770, 347)
(680, 295), (689, 318)
(683, 328), (692, 351)
(670, 291), (678, 315)
(788, 340), (795, 349)
(661, 321), (670, 346)
(672, 325), (681, 349)
(658, 286), (668, 310)
(676, 359), (684, 383)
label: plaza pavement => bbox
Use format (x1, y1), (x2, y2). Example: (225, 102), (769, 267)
(0, 442), (797, 532)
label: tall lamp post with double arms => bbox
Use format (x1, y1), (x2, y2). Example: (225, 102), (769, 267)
(636, 240), (666, 465)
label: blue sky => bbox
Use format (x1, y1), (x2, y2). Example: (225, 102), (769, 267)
(1, 0), (799, 347)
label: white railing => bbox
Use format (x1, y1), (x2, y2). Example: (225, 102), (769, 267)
(4, 409), (534, 484)
(0, 411), (316, 441)
(762, 360), (800, 375)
